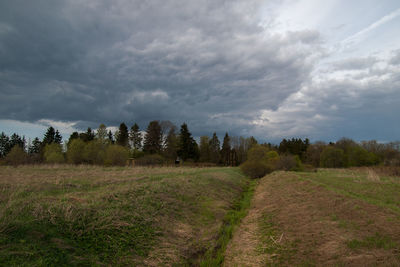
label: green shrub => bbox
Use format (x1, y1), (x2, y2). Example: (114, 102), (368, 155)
(240, 160), (272, 178)
(5, 146), (27, 166)
(44, 143), (64, 164)
(104, 145), (129, 166)
(240, 145), (279, 178)
(67, 138), (86, 164)
(83, 140), (106, 165)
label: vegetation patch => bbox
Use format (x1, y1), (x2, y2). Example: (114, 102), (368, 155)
(346, 233), (397, 250)
(0, 166), (248, 266)
(199, 179), (256, 266)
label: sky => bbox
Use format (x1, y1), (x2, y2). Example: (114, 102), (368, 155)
(1, 0), (400, 143)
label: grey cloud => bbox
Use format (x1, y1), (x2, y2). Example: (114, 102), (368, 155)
(390, 49), (400, 65)
(253, 51), (400, 142)
(0, 0), (321, 138)
(331, 57), (378, 71)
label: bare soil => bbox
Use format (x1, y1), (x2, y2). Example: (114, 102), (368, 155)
(224, 171), (400, 266)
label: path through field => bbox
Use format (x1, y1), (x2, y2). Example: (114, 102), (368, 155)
(224, 170), (400, 266)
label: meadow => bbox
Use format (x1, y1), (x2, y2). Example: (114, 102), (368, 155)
(0, 165), (251, 266)
(225, 168), (400, 266)
(2, 165), (400, 266)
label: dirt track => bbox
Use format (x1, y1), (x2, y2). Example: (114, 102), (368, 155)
(224, 171), (400, 266)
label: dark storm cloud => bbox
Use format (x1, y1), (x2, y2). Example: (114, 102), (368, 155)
(0, 0), (319, 137)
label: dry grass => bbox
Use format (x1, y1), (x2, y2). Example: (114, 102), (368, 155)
(0, 165), (248, 266)
(225, 169), (400, 266)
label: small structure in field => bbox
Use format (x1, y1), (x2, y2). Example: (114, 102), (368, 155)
(175, 157), (182, 166)
(126, 158), (135, 167)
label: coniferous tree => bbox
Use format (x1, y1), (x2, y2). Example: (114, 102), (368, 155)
(143, 121), (162, 154)
(0, 132), (11, 158)
(129, 123), (142, 150)
(42, 127), (56, 145)
(177, 123), (199, 161)
(108, 130), (114, 144)
(9, 133), (25, 150)
(54, 130), (63, 144)
(221, 133), (231, 165)
(28, 137), (41, 154)
(209, 132), (221, 164)
(116, 123), (129, 147)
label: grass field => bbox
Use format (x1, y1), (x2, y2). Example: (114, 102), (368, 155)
(225, 168), (400, 266)
(0, 165), (250, 266)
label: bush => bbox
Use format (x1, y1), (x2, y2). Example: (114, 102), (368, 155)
(83, 140), (106, 165)
(240, 145), (278, 178)
(44, 143), (64, 164)
(5, 146), (27, 166)
(277, 154), (303, 171)
(240, 160), (272, 179)
(104, 145), (129, 166)
(67, 139), (86, 164)
(135, 154), (166, 166)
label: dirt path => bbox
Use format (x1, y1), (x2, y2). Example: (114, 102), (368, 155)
(224, 171), (400, 266)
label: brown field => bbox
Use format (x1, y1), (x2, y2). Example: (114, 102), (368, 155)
(225, 169), (400, 266)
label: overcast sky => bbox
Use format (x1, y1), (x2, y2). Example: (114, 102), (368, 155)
(1, 0), (400, 143)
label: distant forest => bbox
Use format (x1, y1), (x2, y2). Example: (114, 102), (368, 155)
(1, 121), (400, 173)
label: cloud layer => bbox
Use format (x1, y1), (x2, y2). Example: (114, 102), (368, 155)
(1, 0), (399, 142)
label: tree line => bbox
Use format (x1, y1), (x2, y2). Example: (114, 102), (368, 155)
(1, 122), (400, 170)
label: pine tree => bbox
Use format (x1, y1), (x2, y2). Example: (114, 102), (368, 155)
(129, 123), (142, 150)
(143, 121), (162, 154)
(221, 133), (231, 166)
(209, 132), (221, 164)
(116, 123), (129, 147)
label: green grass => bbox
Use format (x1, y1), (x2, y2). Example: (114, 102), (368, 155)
(199, 179), (256, 266)
(346, 233), (397, 250)
(296, 169), (400, 215)
(0, 165), (249, 266)
(256, 213), (299, 266)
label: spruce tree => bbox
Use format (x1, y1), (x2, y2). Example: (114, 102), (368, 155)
(28, 137), (41, 154)
(143, 121), (162, 154)
(42, 127), (56, 145)
(221, 133), (231, 166)
(116, 123), (129, 147)
(54, 130), (62, 144)
(177, 123), (199, 161)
